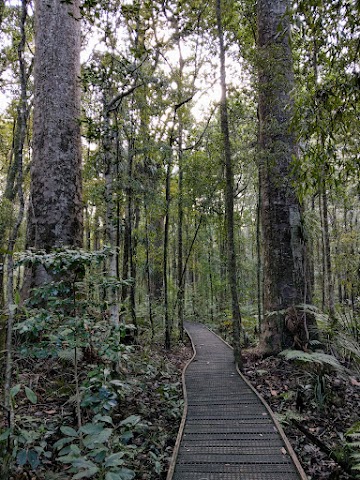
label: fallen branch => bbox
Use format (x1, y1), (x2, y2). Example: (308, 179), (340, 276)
(292, 419), (356, 478)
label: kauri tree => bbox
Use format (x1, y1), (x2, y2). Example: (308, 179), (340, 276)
(257, 0), (315, 354)
(24, 0), (83, 290)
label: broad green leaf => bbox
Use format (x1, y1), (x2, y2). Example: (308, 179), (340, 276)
(16, 449), (27, 466)
(24, 387), (37, 405)
(83, 428), (112, 448)
(69, 444), (81, 455)
(72, 466), (99, 479)
(120, 415), (140, 427)
(58, 453), (79, 464)
(60, 426), (78, 437)
(10, 384), (21, 398)
(53, 437), (74, 450)
(0, 429), (11, 441)
(80, 423), (104, 435)
(106, 469), (135, 480)
(72, 458), (98, 469)
(58, 446), (71, 457)
(93, 414), (113, 424)
(104, 452), (125, 468)
(120, 431), (133, 444)
(28, 450), (40, 469)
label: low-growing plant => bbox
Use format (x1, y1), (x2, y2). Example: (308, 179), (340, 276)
(280, 349), (344, 409)
(345, 422), (360, 478)
(54, 416), (141, 480)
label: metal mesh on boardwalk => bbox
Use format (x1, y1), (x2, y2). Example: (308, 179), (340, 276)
(170, 322), (306, 480)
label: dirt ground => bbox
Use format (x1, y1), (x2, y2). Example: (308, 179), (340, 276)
(242, 352), (360, 480)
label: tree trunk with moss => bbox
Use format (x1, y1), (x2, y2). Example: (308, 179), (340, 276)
(257, 0), (314, 354)
(24, 0), (83, 291)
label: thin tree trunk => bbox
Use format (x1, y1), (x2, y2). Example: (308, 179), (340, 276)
(256, 171), (262, 332)
(104, 97), (119, 327)
(129, 202), (139, 329)
(319, 194), (326, 310)
(145, 204), (155, 338)
(216, 0), (242, 367)
(208, 241), (215, 323)
(321, 177), (335, 319)
(176, 31), (185, 342)
(4, 0), (27, 435)
(164, 158), (171, 349)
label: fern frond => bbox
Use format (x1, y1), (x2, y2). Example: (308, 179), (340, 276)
(280, 350), (316, 363)
(57, 348), (83, 364)
(280, 350), (343, 370)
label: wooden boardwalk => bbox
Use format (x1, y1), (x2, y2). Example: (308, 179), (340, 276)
(167, 322), (307, 480)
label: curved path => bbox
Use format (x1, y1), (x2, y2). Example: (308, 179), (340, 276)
(168, 322), (307, 480)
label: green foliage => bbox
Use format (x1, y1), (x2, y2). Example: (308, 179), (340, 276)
(280, 349), (344, 410)
(1, 247), (184, 479)
(55, 418), (137, 480)
(346, 422), (360, 478)
(280, 350), (343, 371)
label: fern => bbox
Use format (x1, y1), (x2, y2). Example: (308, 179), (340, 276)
(346, 423), (360, 478)
(57, 348), (83, 365)
(280, 349), (343, 371)
(276, 409), (303, 426)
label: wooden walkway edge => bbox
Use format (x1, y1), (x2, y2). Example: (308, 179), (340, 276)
(167, 322), (308, 480)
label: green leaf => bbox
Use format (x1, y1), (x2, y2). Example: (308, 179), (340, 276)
(10, 384), (21, 398)
(80, 423), (104, 435)
(105, 469), (135, 480)
(104, 452), (125, 467)
(60, 426), (78, 437)
(120, 415), (140, 427)
(83, 428), (112, 448)
(58, 452), (79, 464)
(120, 431), (133, 444)
(53, 437), (74, 450)
(0, 429), (11, 442)
(28, 450), (40, 469)
(72, 466), (99, 479)
(93, 414), (113, 424)
(72, 458), (98, 469)
(16, 449), (27, 466)
(25, 386), (37, 405)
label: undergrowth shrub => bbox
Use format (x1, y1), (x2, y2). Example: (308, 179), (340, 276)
(0, 248), (184, 480)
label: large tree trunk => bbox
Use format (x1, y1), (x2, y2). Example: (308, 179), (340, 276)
(257, 0), (314, 354)
(24, 0), (83, 289)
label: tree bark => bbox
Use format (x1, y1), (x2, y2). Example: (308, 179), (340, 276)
(321, 177), (335, 319)
(164, 157), (171, 350)
(103, 99), (119, 327)
(257, 0), (314, 354)
(24, 0), (83, 289)
(216, 0), (242, 367)
(4, 0), (27, 441)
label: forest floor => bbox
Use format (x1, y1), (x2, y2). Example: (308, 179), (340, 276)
(0, 337), (193, 480)
(3, 326), (360, 480)
(241, 351), (360, 480)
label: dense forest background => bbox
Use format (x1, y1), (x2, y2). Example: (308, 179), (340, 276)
(0, 0), (360, 479)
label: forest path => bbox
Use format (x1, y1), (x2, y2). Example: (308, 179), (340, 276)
(167, 322), (307, 480)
